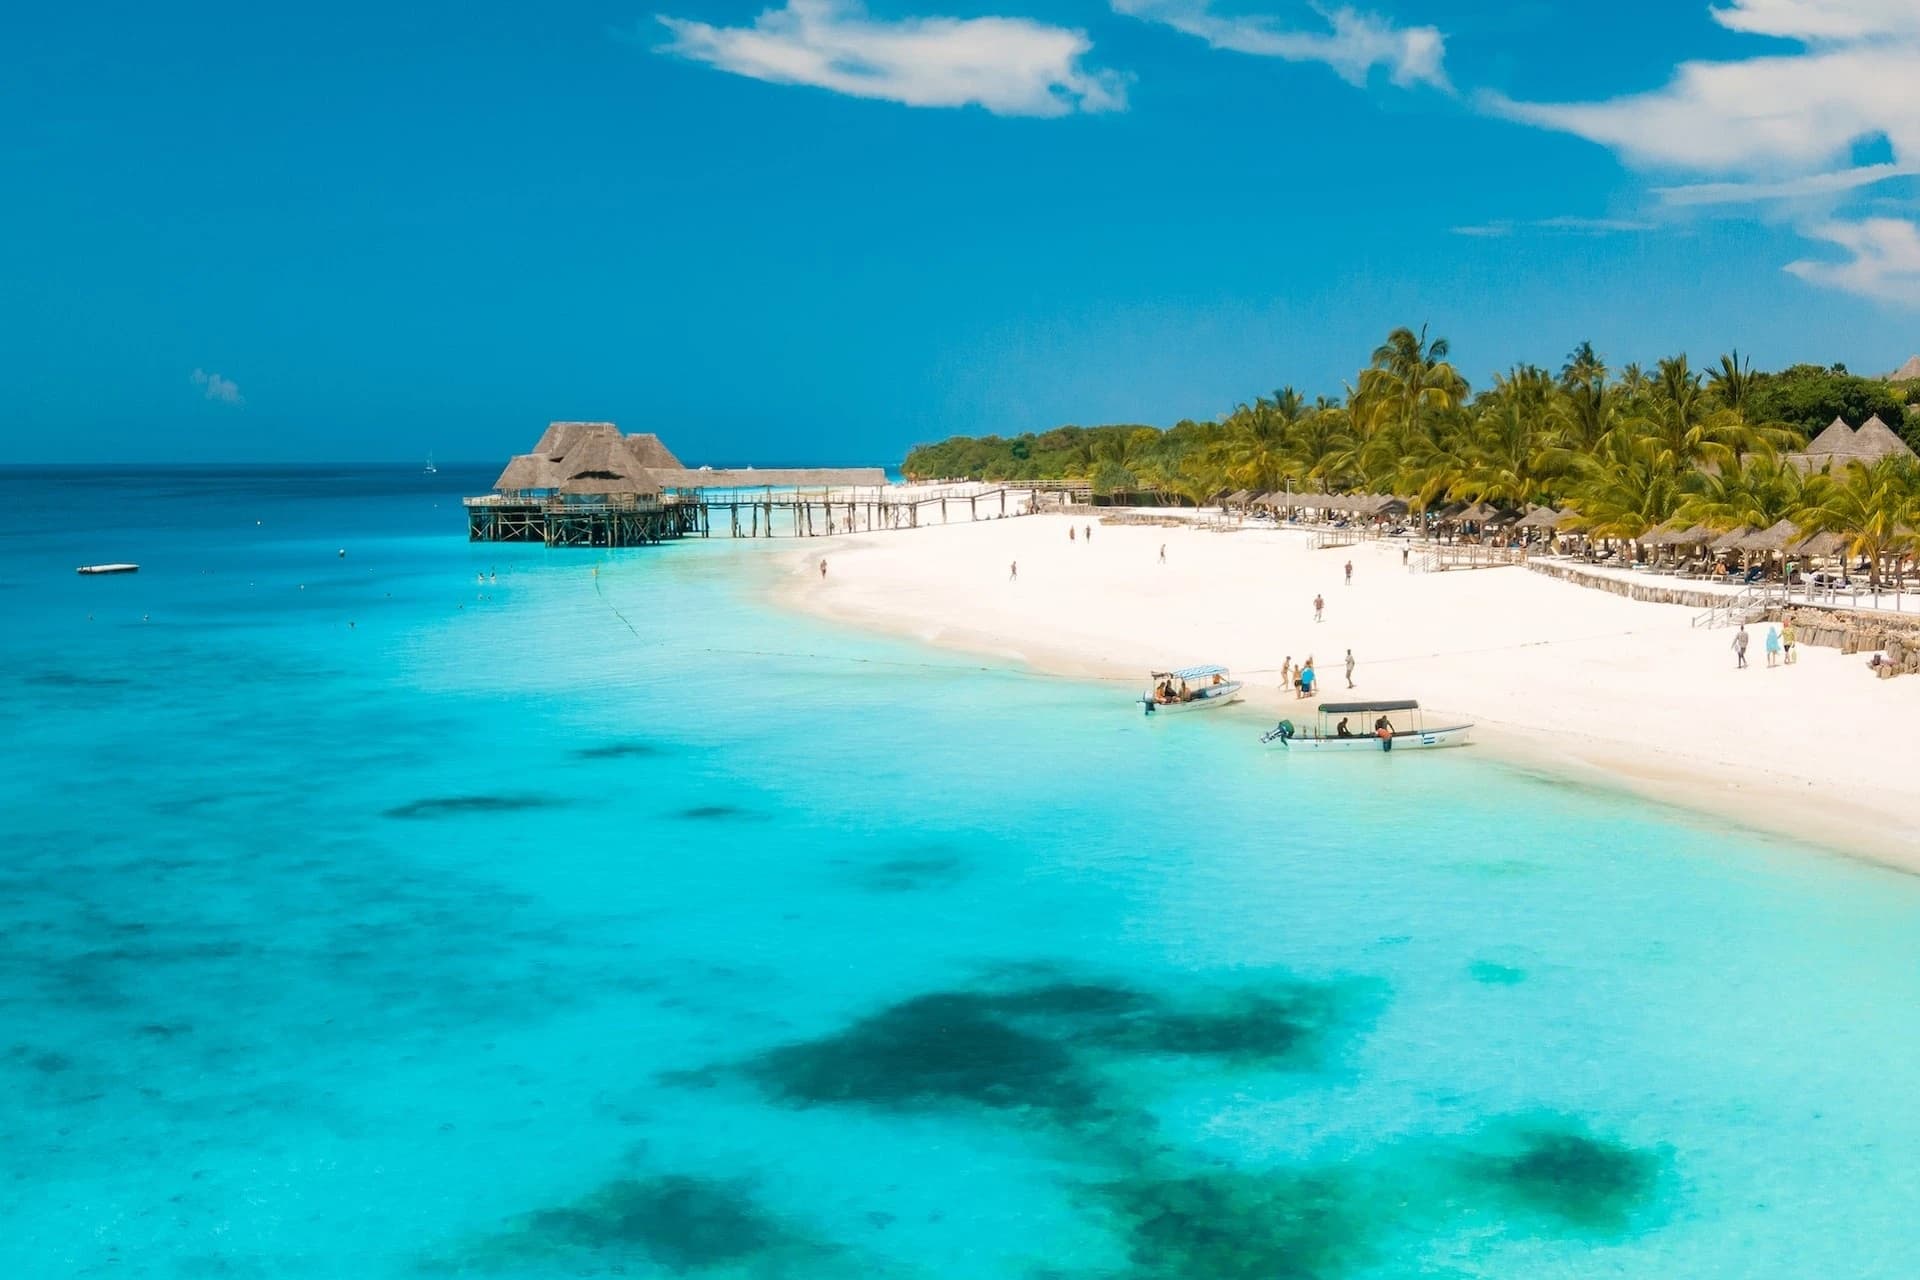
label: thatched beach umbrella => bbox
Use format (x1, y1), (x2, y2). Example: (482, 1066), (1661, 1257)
(1457, 502), (1496, 524)
(1710, 527), (1755, 553)
(1514, 506), (1563, 530)
(1747, 519), (1801, 555)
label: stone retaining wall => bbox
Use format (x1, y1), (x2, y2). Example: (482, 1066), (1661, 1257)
(1525, 560), (1731, 609)
(1527, 560), (1920, 676)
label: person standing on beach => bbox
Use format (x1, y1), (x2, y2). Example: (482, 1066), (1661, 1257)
(1344, 560), (1353, 586)
(1765, 624), (1781, 668)
(1280, 656), (1293, 690)
(1402, 546), (1409, 568)
(1010, 561), (1018, 581)
(1159, 544), (1166, 565)
(1732, 625), (1749, 669)
(1313, 593), (1324, 622)
(1782, 618), (1797, 664)
(1344, 648), (1355, 688)
(1085, 524), (1092, 542)
(819, 558), (827, 579)
(1069, 526), (1076, 542)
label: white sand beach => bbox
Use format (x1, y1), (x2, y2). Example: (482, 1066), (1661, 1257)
(781, 513), (1920, 871)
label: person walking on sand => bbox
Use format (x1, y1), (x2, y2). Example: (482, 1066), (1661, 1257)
(1069, 526), (1076, 542)
(1313, 593), (1324, 622)
(1344, 648), (1355, 688)
(1344, 560), (1353, 586)
(819, 558), (828, 579)
(1085, 524), (1092, 543)
(1010, 560), (1018, 582)
(1732, 624), (1749, 669)
(1159, 544), (1167, 565)
(1783, 618), (1797, 664)
(1765, 624), (1781, 668)
(1280, 656), (1293, 690)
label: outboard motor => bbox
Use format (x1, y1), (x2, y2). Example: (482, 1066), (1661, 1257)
(1261, 719), (1294, 744)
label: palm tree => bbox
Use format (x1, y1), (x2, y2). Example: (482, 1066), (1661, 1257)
(1795, 458), (1920, 589)
(1709, 348), (1758, 420)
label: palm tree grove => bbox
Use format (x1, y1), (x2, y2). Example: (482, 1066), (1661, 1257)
(905, 329), (1920, 581)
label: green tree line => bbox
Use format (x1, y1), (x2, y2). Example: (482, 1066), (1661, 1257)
(903, 330), (1920, 584)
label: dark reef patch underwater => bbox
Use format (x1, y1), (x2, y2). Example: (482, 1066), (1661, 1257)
(706, 971), (1380, 1126)
(427, 1173), (843, 1275)
(572, 740), (665, 760)
(381, 794), (566, 820)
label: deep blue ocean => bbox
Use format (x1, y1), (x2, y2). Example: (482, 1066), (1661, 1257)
(6, 465), (1920, 1278)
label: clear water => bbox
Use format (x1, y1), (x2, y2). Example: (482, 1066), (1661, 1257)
(5, 466), (1920, 1279)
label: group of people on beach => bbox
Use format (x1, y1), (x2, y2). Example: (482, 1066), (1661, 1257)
(1732, 619), (1798, 670)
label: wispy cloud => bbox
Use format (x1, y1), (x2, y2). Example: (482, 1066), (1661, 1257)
(1112, 0), (1448, 90)
(1786, 217), (1920, 304)
(655, 0), (1126, 116)
(1452, 216), (1655, 238)
(191, 368), (243, 405)
(1481, 0), (1920, 304)
(1655, 163), (1917, 207)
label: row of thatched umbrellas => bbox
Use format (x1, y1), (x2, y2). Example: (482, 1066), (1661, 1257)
(1640, 518), (1846, 558)
(1213, 490), (1856, 562)
(1219, 491), (1570, 526)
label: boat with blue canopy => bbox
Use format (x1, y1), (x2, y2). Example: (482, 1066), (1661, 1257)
(1141, 664), (1243, 716)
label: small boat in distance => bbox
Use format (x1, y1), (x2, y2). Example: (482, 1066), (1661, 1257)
(423, 453), (439, 475)
(1142, 664), (1243, 715)
(76, 563), (139, 575)
(1263, 699), (1472, 751)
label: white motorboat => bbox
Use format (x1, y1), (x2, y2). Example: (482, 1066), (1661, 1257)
(1263, 699), (1472, 751)
(76, 563), (139, 575)
(1141, 664), (1243, 715)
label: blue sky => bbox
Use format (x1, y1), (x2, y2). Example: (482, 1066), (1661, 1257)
(4, 0), (1915, 463)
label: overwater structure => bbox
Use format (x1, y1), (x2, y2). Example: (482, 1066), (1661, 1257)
(465, 422), (894, 546)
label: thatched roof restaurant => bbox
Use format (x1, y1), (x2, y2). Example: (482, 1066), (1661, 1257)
(490, 422), (887, 499)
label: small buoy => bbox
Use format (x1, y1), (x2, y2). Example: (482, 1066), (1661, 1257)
(337, 548), (346, 558)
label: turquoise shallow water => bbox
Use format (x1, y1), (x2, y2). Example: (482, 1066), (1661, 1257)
(5, 465), (1920, 1278)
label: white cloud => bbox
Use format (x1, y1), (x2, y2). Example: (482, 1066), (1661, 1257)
(1785, 217), (1920, 303)
(1656, 163), (1916, 206)
(1710, 0), (1915, 40)
(655, 0), (1125, 116)
(1484, 0), (1920, 304)
(1112, 0), (1448, 89)
(191, 369), (244, 405)
(1452, 216), (1654, 237)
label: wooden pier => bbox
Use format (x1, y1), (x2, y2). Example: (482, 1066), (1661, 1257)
(469, 421), (1036, 548)
(466, 486), (1031, 547)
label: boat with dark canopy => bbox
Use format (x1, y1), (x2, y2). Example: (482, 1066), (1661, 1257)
(1262, 699), (1472, 751)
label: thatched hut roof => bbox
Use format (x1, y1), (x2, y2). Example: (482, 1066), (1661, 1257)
(557, 434), (661, 496)
(623, 433), (684, 471)
(1515, 505), (1564, 530)
(534, 420), (620, 459)
(1804, 417), (1856, 457)
(1710, 526), (1755, 552)
(494, 453), (557, 493)
(1852, 415), (1916, 461)
(1456, 502), (1496, 523)
(1887, 355), (1920, 384)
